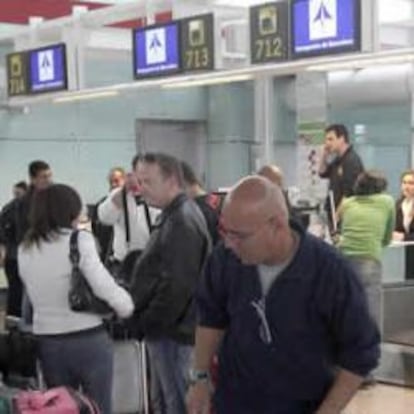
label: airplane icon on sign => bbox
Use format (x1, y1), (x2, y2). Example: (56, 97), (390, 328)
(313, 1), (332, 26)
(146, 28), (167, 64)
(149, 34), (162, 51)
(309, 0), (337, 40)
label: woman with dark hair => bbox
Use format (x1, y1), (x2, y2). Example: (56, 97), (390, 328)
(18, 184), (134, 414)
(393, 170), (414, 279)
(337, 170), (395, 333)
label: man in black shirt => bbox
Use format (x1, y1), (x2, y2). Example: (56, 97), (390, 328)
(181, 161), (221, 245)
(319, 124), (364, 232)
(0, 160), (52, 316)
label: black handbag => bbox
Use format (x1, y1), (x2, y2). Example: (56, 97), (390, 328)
(68, 230), (112, 315)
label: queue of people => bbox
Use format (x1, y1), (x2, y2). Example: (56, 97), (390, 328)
(0, 126), (412, 414)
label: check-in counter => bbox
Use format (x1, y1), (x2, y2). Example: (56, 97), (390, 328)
(382, 241), (414, 284)
(374, 242), (414, 386)
(382, 241), (414, 344)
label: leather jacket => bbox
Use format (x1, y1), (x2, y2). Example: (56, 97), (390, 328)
(129, 193), (211, 344)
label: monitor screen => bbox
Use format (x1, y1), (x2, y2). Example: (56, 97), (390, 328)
(291, 0), (360, 59)
(29, 43), (67, 93)
(133, 22), (181, 79)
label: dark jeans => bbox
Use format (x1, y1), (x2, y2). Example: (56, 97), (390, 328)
(4, 259), (22, 317)
(37, 327), (113, 414)
(146, 338), (192, 414)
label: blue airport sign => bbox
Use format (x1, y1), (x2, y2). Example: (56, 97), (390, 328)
(133, 22), (181, 79)
(291, 0), (361, 58)
(29, 43), (67, 93)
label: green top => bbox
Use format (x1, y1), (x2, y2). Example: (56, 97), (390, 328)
(338, 193), (396, 261)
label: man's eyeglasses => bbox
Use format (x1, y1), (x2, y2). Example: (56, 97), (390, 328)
(218, 216), (276, 243)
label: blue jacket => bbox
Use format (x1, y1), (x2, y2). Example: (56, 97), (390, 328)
(197, 227), (380, 413)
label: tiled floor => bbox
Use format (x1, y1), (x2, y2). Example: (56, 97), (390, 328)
(344, 384), (414, 413)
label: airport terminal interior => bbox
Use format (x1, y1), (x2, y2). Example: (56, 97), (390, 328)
(2, 0), (414, 413)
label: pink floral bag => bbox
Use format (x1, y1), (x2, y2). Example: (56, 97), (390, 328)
(14, 386), (100, 414)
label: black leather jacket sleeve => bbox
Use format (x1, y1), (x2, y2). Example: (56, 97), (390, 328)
(134, 214), (208, 338)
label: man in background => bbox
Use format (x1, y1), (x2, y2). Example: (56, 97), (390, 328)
(129, 153), (210, 414)
(318, 124), (364, 232)
(97, 158), (157, 279)
(181, 161), (220, 245)
(12, 181), (28, 200)
(0, 160), (52, 316)
(90, 167), (126, 262)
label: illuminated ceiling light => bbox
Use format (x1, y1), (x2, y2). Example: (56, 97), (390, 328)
(53, 90), (119, 103)
(307, 53), (414, 71)
(162, 74), (253, 88)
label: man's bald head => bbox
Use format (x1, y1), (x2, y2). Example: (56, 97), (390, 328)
(257, 164), (284, 187)
(220, 176), (294, 265)
(224, 176), (288, 223)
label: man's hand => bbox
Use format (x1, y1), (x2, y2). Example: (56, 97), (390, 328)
(393, 231), (405, 242)
(318, 145), (333, 175)
(315, 369), (363, 414)
(186, 382), (211, 414)
(125, 173), (141, 195)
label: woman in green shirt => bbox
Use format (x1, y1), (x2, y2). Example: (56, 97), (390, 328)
(337, 170), (395, 332)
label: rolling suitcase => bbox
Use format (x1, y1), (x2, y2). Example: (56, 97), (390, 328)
(112, 340), (149, 414)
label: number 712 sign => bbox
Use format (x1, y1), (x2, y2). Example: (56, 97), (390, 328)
(250, 2), (289, 64)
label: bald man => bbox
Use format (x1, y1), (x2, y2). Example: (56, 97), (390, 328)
(257, 163), (297, 219)
(186, 176), (380, 414)
(257, 164), (284, 187)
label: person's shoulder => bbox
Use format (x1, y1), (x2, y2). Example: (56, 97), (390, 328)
(301, 232), (348, 272)
(343, 146), (363, 165)
(341, 196), (354, 207)
(75, 229), (96, 249)
(374, 193), (396, 207)
(0, 198), (18, 215)
(206, 243), (241, 277)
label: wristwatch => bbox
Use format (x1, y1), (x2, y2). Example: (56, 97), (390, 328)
(188, 369), (210, 386)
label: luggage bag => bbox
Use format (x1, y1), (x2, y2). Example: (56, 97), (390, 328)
(112, 340), (149, 414)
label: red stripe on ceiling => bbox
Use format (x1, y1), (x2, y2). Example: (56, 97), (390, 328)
(155, 10), (172, 23)
(0, 1), (170, 29)
(0, 0), (112, 24)
(109, 18), (146, 29)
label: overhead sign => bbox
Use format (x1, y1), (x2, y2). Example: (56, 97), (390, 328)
(29, 44), (68, 93)
(291, 0), (361, 58)
(181, 14), (214, 72)
(6, 52), (29, 97)
(133, 22), (181, 79)
(250, 2), (289, 64)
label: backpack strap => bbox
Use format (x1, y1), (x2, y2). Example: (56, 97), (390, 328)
(123, 190), (153, 249)
(122, 187), (131, 246)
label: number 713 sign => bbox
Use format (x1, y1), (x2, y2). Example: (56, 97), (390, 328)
(181, 14), (215, 72)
